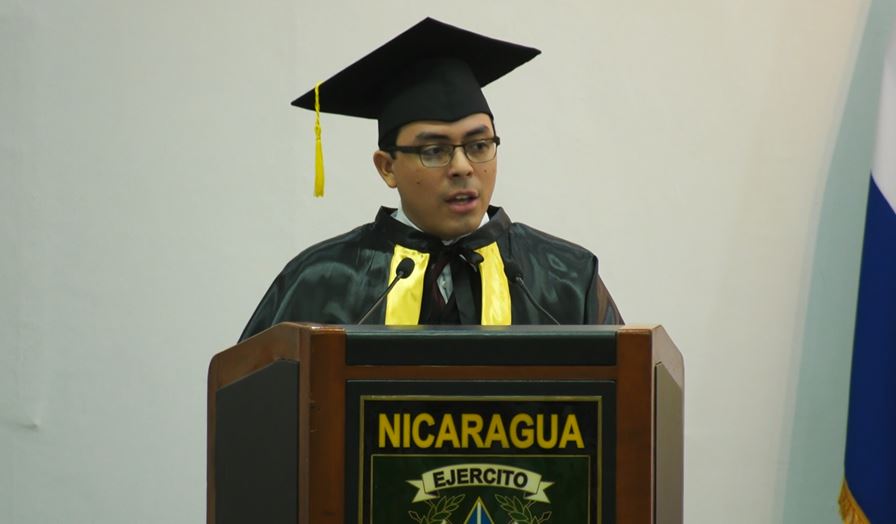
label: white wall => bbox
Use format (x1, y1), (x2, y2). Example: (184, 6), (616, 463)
(2, 1), (892, 522)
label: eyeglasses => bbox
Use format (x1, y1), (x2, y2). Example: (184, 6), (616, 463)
(385, 137), (501, 168)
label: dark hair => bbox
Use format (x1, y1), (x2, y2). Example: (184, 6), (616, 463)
(377, 115), (497, 154)
(377, 126), (401, 154)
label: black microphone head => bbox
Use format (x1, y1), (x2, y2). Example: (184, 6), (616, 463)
(396, 257), (415, 278)
(467, 252), (484, 266)
(503, 259), (523, 282)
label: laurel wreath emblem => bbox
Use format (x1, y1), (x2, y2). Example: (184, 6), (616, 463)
(494, 494), (552, 524)
(408, 494), (466, 524)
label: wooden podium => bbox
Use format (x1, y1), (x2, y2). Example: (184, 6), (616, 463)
(207, 324), (683, 524)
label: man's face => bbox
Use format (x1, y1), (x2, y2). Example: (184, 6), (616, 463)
(374, 113), (497, 240)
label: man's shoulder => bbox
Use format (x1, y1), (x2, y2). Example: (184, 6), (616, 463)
(279, 221), (376, 274)
(508, 221), (596, 260)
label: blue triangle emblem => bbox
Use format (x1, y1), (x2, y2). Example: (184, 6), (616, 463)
(463, 497), (495, 524)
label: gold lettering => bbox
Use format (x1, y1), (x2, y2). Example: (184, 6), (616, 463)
(536, 414), (558, 448)
(559, 414), (585, 448)
(412, 413), (435, 448)
(460, 414), (485, 448)
(435, 413), (461, 448)
(402, 413), (411, 448)
(483, 414), (509, 448)
(510, 413), (534, 448)
(379, 411), (586, 450)
(379, 413), (400, 448)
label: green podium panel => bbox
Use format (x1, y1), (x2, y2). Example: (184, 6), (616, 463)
(346, 380), (615, 524)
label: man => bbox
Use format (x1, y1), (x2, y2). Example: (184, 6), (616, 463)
(240, 18), (621, 341)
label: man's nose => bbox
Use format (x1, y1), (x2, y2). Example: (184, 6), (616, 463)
(448, 146), (473, 176)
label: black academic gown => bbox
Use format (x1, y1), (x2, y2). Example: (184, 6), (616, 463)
(239, 206), (621, 341)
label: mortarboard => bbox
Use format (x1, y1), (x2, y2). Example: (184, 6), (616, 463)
(291, 17), (541, 196)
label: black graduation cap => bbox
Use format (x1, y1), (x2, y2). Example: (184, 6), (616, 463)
(292, 17), (540, 196)
(292, 17), (540, 138)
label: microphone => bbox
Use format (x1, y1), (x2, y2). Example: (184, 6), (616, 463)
(503, 260), (560, 325)
(356, 258), (415, 324)
(465, 251), (484, 267)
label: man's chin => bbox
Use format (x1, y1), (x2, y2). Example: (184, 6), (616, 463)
(414, 208), (487, 240)
(440, 219), (482, 240)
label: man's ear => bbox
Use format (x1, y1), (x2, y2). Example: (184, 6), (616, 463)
(373, 150), (397, 188)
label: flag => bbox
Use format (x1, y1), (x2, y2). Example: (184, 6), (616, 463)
(839, 22), (896, 524)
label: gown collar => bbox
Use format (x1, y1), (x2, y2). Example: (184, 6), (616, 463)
(392, 207), (490, 244)
(371, 206), (511, 252)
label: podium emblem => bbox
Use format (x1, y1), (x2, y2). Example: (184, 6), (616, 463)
(463, 497), (496, 524)
(349, 385), (611, 524)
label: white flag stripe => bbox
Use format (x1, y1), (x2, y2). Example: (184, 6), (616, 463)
(873, 23), (896, 212)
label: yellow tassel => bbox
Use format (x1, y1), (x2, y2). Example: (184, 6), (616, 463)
(313, 81), (325, 197)
(839, 479), (871, 524)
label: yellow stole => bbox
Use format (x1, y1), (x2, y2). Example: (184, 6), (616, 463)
(384, 242), (511, 325)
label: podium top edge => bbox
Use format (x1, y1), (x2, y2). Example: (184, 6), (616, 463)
(295, 323), (644, 336)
